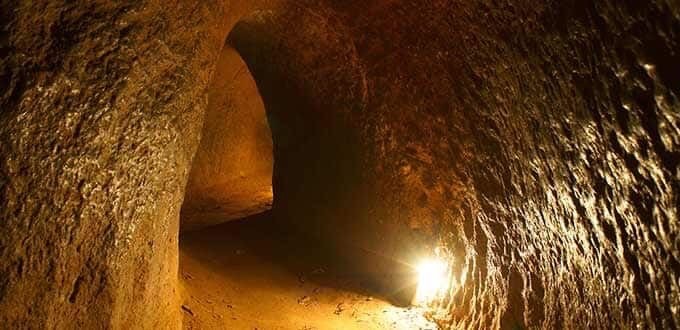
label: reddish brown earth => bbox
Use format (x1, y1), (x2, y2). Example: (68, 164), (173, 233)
(181, 46), (273, 231)
(179, 212), (436, 330)
(0, 1), (678, 329)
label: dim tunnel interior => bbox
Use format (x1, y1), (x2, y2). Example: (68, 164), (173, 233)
(177, 18), (434, 329)
(0, 1), (678, 330)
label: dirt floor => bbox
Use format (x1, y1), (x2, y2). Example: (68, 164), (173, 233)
(179, 212), (438, 330)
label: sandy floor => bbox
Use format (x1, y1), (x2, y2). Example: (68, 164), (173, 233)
(179, 212), (438, 330)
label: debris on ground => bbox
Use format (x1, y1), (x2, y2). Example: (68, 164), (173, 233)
(181, 305), (194, 316)
(297, 295), (312, 306)
(334, 303), (345, 315)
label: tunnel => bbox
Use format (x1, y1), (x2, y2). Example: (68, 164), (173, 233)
(0, 1), (679, 329)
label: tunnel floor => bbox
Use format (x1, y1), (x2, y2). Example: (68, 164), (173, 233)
(179, 212), (437, 329)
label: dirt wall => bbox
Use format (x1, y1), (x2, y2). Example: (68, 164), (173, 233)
(231, 1), (680, 328)
(0, 0), (677, 329)
(181, 46), (273, 231)
(0, 0), (278, 327)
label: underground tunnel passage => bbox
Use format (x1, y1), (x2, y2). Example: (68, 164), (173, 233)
(0, 1), (679, 329)
(178, 19), (438, 329)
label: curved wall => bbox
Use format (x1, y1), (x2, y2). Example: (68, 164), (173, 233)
(231, 1), (680, 328)
(0, 0), (677, 329)
(0, 0), (280, 328)
(181, 46), (273, 231)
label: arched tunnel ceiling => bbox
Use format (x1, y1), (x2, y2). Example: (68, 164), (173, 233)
(0, 0), (678, 329)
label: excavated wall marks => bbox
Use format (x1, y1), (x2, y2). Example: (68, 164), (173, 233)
(231, 1), (679, 328)
(0, 0), (232, 328)
(0, 0), (678, 329)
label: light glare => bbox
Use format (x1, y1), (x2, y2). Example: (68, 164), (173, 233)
(414, 258), (449, 305)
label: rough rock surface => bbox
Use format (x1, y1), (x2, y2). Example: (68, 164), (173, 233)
(232, 1), (679, 328)
(0, 0), (277, 328)
(0, 0), (678, 329)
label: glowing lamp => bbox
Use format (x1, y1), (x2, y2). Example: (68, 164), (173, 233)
(413, 258), (450, 305)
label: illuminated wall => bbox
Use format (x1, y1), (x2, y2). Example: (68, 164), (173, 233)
(0, 0), (677, 328)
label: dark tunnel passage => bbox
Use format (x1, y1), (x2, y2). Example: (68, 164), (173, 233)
(177, 17), (435, 329)
(0, 1), (678, 329)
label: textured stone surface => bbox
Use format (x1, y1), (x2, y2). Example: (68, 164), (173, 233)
(1, 0), (678, 329)
(0, 0), (276, 328)
(232, 1), (679, 328)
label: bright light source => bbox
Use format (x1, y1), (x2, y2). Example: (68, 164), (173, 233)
(413, 258), (449, 306)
